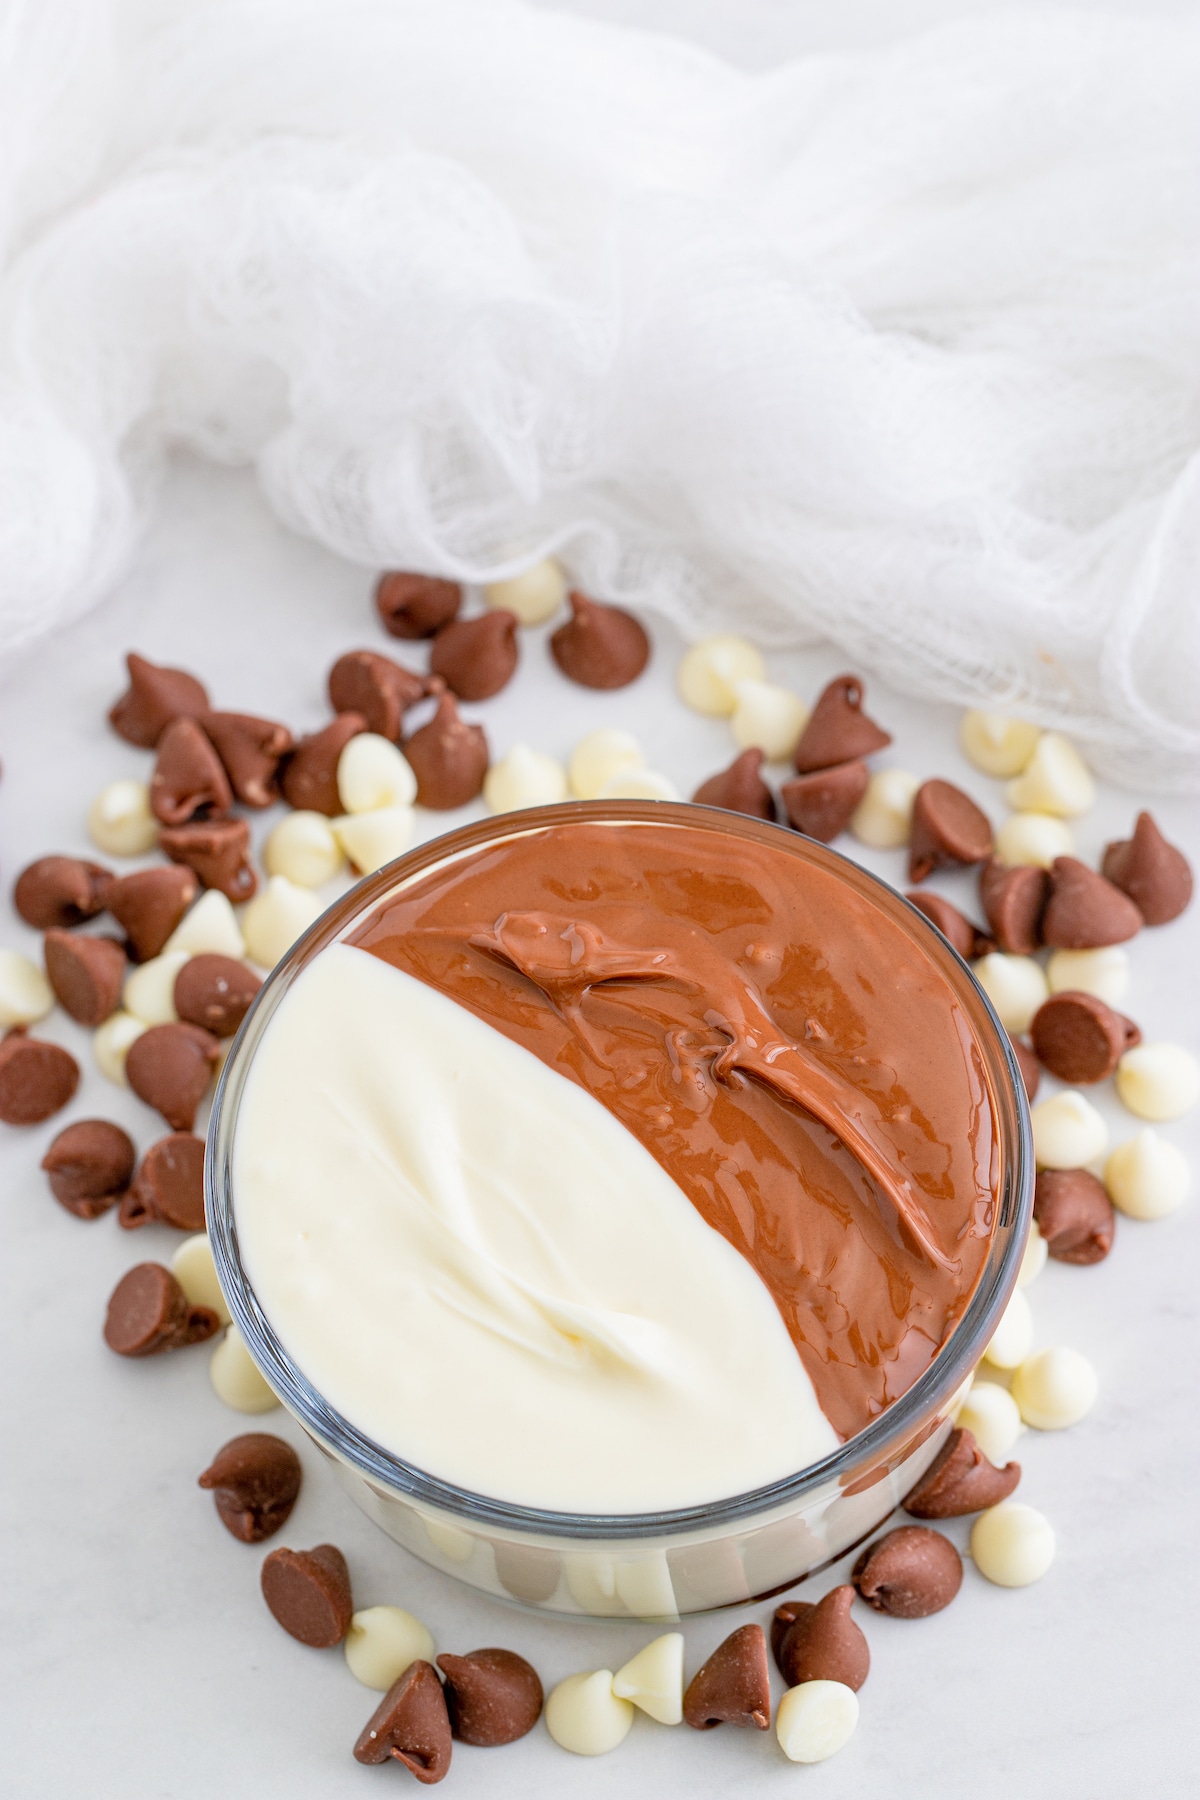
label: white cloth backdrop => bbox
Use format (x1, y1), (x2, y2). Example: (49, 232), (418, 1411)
(1, 0), (1197, 785)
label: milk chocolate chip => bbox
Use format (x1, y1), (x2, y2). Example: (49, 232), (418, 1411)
(549, 591), (649, 690)
(905, 891), (994, 960)
(14, 856), (112, 930)
(774, 1586), (869, 1691)
(980, 859), (1048, 955)
(354, 1661), (452, 1782)
(1030, 990), (1140, 1083)
(909, 780), (994, 883)
(174, 955), (261, 1037)
(792, 674), (891, 773)
(105, 866), (199, 962)
(0, 1030), (80, 1125)
(121, 1132), (207, 1230)
(1008, 1033), (1041, 1102)
(437, 1648), (543, 1746)
(199, 711), (293, 809)
(1041, 857), (1143, 949)
(376, 572), (462, 640)
(1033, 1168), (1115, 1265)
(280, 713), (367, 814)
(431, 610), (520, 701)
(781, 760), (869, 842)
(158, 818), (257, 903)
(150, 717), (233, 826)
(902, 1427), (1021, 1518)
(682, 1624), (770, 1730)
(198, 1433), (302, 1543)
(1102, 811), (1193, 926)
(403, 683), (489, 809)
(852, 1526), (963, 1617)
(328, 651), (426, 741)
(262, 1544), (353, 1648)
(125, 1022), (221, 1131)
(692, 747), (776, 820)
(41, 1118), (135, 1217)
(109, 652), (210, 748)
(103, 1262), (219, 1356)
(42, 929), (126, 1026)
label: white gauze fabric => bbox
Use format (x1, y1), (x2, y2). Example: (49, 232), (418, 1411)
(1, 0), (1197, 786)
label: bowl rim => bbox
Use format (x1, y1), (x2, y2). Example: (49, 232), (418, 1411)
(206, 799), (1033, 1541)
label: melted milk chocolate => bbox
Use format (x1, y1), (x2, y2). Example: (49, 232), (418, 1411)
(350, 818), (998, 1439)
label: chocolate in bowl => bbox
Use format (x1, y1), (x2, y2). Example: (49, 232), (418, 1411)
(208, 802), (1031, 1618)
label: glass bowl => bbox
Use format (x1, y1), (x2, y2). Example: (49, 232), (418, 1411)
(207, 801), (1032, 1620)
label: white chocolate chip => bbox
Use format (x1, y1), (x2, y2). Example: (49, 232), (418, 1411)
(241, 876), (322, 970)
(1115, 1042), (1200, 1122)
(331, 807), (415, 876)
(171, 1234), (231, 1326)
(344, 1607), (435, 1691)
(955, 1382), (1022, 1464)
(1018, 1219), (1048, 1286)
(677, 636), (765, 717)
(336, 733), (417, 814)
(1031, 1090), (1109, 1169)
(611, 1633), (684, 1725)
(0, 950), (54, 1026)
(994, 812), (1074, 869)
(485, 558), (567, 626)
(1005, 733), (1095, 817)
(730, 679), (809, 763)
(163, 889), (246, 959)
(568, 728), (646, 800)
(424, 1517), (474, 1564)
(544, 1671), (634, 1756)
(849, 769), (920, 849)
(93, 1010), (147, 1085)
(984, 1287), (1034, 1370)
(123, 950), (190, 1026)
(970, 1503), (1056, 1588)
(972, 952), (1049, 1034)
(209, 1325), (279, 1414)
(1046, 946), (1130, 1006)
(1104, 1129), (1190, 1220)
(264, 811), (343, 888)
(483, 745), (569, 813)
(1011, 1346), (1098, 1430)
(959, 712), (1042, 778)
(775, 1681), (859, 1764)
(596, 768), (680, 802)
(87, 779), (158, 856)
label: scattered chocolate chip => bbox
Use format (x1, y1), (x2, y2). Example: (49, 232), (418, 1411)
(376, 572), (463, 640)
(262, 1543), (354, 1648)
(781, 760), (868, 841)
(109, 652), (210, 748)
(42, 929), (126, 1026)
(280, 713), (367, 814)
(103, 1261), (219, 1356)
(198, 1433), (302, 1543)
(14, 856), (112, 930)
(1008, 1033), (1041, 1102)
(549, 591), (649, 691)
(979, 858), (1048, 955)
(121, 1132), (207, 1230)
(0, 1030), (80, 1125)
(125, 1022), (221, 1131)
(792, 674), (891, 773)
(1030, 990), (1141, 1084)
(692, 747), (776, 819)
(430, 611), (520, 702)
(491, 1540), (560, 1604)
(905, 891), (993, 960)
(774, 1586), (869, 1691)
(852, 1526), (963, 1618)
(770, 1600), (806, 1669)
(909, 780), (994, 884)
(1041, 856), (1143, 949)
(437, 1648), (543, 1746)
(158, 818), (257, 903)
(173, 954), (261, 1037)
(104, 866), (198, 962)
(403, 682), (489, 810)
(150, 717), (233, 827)
(200, 711), (293, 809)
(1102, 811), (1193, 927)
(328, 651), (426, 741)
(41, 1119), (135, 1218)
(1033, 1168), (1116, 1265)
(355, 1661), (452, 1782)
(902, 1426), (1021, 1518)
(682, 1624), (770, 1731)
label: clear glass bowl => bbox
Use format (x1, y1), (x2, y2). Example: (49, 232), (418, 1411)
(207, 801), (1032, 1620)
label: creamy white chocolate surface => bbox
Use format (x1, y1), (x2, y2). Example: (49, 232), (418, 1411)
(233, 943), (838, 1511)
